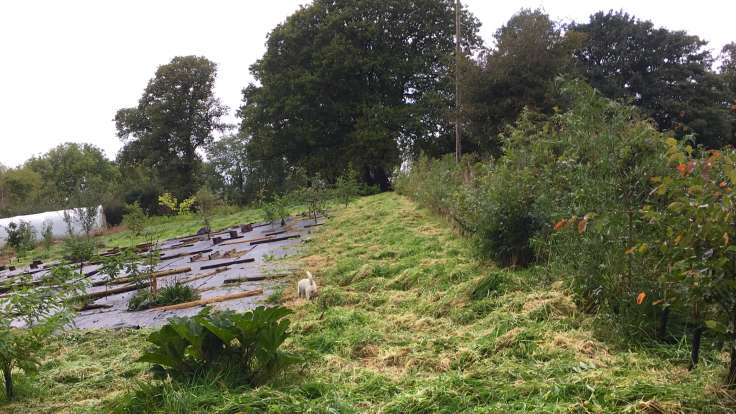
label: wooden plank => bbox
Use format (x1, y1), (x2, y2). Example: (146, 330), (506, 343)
(223, 272), (291, 284)
(160, 243), (195, 252)
(250, 234), (300, 245)
(160, 248), (213, 261)
(93, 266), (191, 287)
(176, 267), (229, 285)
(78, 303), (113, 312)
(154, 289), (263, 311)
(200, 258), (255, 270)
(75, 281), (147, 302)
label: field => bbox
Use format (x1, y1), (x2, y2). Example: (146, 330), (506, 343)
(2, 193), (735, 413)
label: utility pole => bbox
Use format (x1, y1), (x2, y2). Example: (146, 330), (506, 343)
(455, 0), (462, 162)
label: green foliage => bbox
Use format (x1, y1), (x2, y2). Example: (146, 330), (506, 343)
(571, 10), (733, 148)
(157, 193), (179, 215)
(641, 141), (736, 384)
(62, 236), (96, 268)
(62, 207), (100, 237)
(0, 264), (86, 400)
(138, 307), (295, 385)
(240, 0), (483, 189)
(177, 196), (196, 216)
(205, 134), (254, 205)
(4, 194), (735, 412)
(194, 187), (219, 232)
(474, 172), (542, 267)
(272, 194), (290, 225)
(470, 272), (507, 300)
(127, 283), (200, 311)
(395, 155), (467, 220)
(40, 220), (53, 252)
(27, 143), (119, 211)
(461, 9), (579, 155)
(3, 221), (36, 259)
(260, 198), (276, 224)
(335, 167), (360, 207)
(115, 56), (228, 199)
(122, 202), (147, 240)
(0, 168), (42, 218)
(401, 80), (671, 304)
(298, 178), (331, 223)
(157, 193), (196, 217)
(98, 248), (139, 284)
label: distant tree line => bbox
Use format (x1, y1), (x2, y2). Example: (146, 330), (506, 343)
(1, 3), (734, 220)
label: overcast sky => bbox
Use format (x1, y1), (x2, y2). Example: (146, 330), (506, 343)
(0, 0), (733, 167)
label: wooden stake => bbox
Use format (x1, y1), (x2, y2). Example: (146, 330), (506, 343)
(93, 266), (191, 287)
(455, 0), (462, 162)
(155, 289), (263, 311)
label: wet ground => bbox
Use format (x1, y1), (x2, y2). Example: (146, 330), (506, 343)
(0, 216), (324, 328)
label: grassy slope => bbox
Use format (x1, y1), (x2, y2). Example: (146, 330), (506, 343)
(2, 193), (735, 413)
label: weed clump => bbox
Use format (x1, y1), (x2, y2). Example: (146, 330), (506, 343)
(138, 306), (295, 385)
(127, 283), (199, 311)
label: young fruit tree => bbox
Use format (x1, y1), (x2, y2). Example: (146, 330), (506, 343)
(0, 265), (86, 400)
(195, 188), (219, 238)
(642, 139), (736, 385)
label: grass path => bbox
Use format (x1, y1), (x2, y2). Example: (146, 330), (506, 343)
(279, 193), (734, 413)
(2, 193), (734, 413)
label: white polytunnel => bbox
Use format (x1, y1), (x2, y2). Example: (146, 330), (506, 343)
(0, 206), (106, 247)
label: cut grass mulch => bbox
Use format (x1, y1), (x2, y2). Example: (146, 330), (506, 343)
(2, 192), (735, 413)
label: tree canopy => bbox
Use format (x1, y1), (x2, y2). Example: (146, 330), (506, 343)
(115, 56), (228, 199)
(239, 0), (482, 190)
(0, 143), (117, 218)
(461, 9), (580, 155)
(25, 143), (118, 208)
(571, 11), (733, 148)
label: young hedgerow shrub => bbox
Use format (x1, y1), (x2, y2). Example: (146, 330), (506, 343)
(194, 187), (219, 232)
(298, 177), (331, 223)
(40, 220), (54, 252)
(138, 306), (295, 385)
(122, 202), (147, 240)
(397, 80), (671, 316)
(127, 283), (200, 311)
(395, 154), (463, 218)
(473, 169), (543, 267)
(335, 167), (360, 207)
(639, 142), (736, 384)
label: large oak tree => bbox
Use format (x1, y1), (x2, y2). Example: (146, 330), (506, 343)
(115, 56), (228, 198)
(571, 11), (732, 148)
(239, 0), (482, 190)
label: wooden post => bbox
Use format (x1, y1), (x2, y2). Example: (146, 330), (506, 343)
(455, 0), (462, 162)
(3, 362), (14, 400)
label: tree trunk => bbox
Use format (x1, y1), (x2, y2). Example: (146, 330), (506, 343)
(727, 341), (736, 387)
(689, 325), (704, 370)
(728, 311), (736, 386)
(3, 362), (13, 400)
(657, 307), (670, 341)
(362, 165), (390, 192)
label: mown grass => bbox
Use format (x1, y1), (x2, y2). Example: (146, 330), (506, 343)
(0, 329), (149, 413)
(3, 193), (736, 413)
